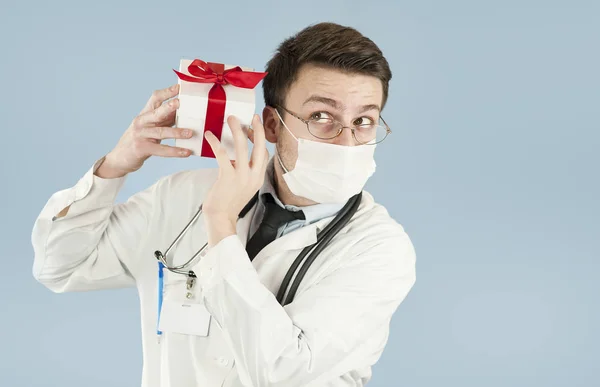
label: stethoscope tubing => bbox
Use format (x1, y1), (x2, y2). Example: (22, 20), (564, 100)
(277, 192), (362, 306)
(155, 191), (361, 305)
(154, 204), (207, 276)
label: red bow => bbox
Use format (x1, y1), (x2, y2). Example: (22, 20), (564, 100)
(173, 59), (267, 158)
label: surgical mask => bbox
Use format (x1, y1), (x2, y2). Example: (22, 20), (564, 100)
(274, 109), (376, 204)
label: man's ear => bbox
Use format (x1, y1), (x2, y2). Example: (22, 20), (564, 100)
(262, 106), (279, 144)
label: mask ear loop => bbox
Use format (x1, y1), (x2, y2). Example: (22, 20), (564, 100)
(274, 108), (296, 174)
(275, 108), (299, 141)
(275, 149), (289, 174)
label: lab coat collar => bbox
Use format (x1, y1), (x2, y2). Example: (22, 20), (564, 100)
(235, 200), (334, 265)
(234, 190), (376, 264)
(255, 191), (374, 263)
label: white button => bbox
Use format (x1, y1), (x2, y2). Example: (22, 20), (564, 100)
(217, 356), (229, 366)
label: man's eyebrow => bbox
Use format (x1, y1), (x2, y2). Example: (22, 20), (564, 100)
(358, 104), (381, 113)
(302, 95), (342, 109)
(302, 95), (380, 113)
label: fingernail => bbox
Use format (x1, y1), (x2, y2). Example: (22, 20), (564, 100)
(171, 84), (178, 90)
(182, 129), (191, 136)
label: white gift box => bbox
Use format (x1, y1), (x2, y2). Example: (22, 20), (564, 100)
(174, 59), (258, 160)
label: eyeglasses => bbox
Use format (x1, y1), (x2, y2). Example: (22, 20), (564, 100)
(275, 105), (391, 145)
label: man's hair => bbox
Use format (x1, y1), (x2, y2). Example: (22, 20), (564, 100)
(263, 22), (392, 110)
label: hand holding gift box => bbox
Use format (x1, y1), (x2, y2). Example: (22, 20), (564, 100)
(173, 59), (267, 160)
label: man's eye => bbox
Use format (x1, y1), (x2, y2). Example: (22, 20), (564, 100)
(353, 116), (375, 126)
(310, 112), (333, 122)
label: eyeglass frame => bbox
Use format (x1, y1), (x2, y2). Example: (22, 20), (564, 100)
(274, 105), (392, 145)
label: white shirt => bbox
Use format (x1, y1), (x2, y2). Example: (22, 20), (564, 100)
(31, 154), (417, 387)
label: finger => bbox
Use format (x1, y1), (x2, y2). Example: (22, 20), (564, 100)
(138, 108), (177, 129)
(140, 83), (179, 115)
(159, 108), (177, 128)
(205, 131), (234, 173)
(137, 126), (194, 141)
(136, 98), (179, 127)
(147, 143), (192, 158)
(249, 114), (267, 170)
(227, 115), (248, 170)
(262, 147), (270, 171)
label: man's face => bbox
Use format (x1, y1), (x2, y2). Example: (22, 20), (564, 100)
(262, 63), (384, 205)
(264, 63), (384, 168)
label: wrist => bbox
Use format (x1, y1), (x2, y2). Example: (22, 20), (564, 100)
(205, 216), (237, 247)
(94, 154), (128, 179)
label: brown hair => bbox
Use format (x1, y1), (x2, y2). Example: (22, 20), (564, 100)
(263, 22), (392, 110)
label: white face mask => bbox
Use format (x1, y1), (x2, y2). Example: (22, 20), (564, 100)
(274, 109), (377, 204)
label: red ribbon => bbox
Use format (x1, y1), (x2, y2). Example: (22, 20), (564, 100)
(173, 59), (267, 158)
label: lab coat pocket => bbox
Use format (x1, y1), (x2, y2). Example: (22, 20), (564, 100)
(159, 270), (212, 337)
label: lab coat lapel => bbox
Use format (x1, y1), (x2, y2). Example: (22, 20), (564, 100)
(233, 191), (320, 260)
(251, 216), (334, 265)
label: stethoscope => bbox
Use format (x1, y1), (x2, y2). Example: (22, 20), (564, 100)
(154, 190), (362, 307)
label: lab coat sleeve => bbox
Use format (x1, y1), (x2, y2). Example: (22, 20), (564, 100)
(196, 229), (416, 387)
(31, 155), (160, 293)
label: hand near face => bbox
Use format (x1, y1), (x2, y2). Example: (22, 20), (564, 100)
(202, 114), (270, 245)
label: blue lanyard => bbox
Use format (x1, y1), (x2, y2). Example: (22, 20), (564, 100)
(157, 261), (165, 338)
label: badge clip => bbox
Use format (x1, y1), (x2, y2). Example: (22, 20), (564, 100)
(185, 270), (197, 299)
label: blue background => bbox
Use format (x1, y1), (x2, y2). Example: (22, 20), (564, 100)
(1, 0), (598, 386)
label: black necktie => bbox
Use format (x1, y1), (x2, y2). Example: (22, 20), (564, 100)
(246, 194), (305, 261)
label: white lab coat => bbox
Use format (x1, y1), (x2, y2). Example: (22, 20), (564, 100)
(31, 155), (417, 387)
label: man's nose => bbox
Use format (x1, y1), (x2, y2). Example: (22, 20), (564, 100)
(333, 127), (356, 146)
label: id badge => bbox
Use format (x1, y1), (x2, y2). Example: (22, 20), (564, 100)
(157, 263), (212, 337)
(158, 299), (212, 336)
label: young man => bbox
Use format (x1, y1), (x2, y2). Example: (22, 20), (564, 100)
(32, 22), (416, 387)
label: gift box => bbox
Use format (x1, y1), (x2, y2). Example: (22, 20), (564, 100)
(173, 58), (267, 160)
